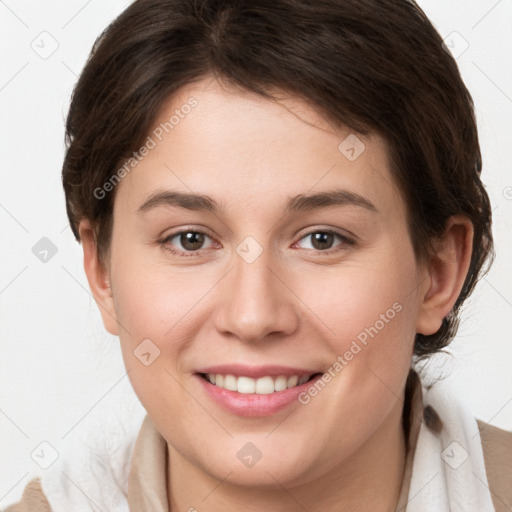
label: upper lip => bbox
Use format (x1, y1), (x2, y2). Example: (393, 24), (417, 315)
(195, 364), (322, 379)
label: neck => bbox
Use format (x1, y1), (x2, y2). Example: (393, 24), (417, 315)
(167, 398), (407, 512)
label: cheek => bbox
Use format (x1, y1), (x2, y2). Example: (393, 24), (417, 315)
(109, 250), (228, 416)
(285, 262), (417, 463)
(288, 250), (418, 414)
(293, 256), (417, 352)
(110, 260), (213, 431)
(112, 265), (214, 354)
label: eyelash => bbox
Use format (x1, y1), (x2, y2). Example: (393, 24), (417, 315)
(159, 228), (355, 257)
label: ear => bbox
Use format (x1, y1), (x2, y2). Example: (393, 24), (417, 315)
(79, 220), (119, 336)
(416, 215), (474, 335)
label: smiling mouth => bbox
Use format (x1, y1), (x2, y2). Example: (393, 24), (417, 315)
(198, 372), (322, 394)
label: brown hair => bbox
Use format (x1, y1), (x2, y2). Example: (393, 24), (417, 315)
(62, 0), (494, 357)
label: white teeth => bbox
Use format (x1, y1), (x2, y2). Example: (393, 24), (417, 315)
(223, 374), (238, 391)
(237, 376), (255, 394)
(204, 373), (314, 394)
(274, 375), (287, 391)
(287, 375), (299, 388)
(255, 376), (275, 394)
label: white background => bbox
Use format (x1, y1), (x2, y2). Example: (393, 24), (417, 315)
(1, 0), (511, 506)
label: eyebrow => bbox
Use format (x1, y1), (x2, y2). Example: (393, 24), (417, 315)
(138, 191), (217, 214)
(137, 188), (378, 216)
(284, 189), (377, 214)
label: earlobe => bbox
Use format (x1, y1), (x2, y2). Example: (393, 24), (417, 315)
(416, 215), (474, 336)
(78, 220), (119, 335)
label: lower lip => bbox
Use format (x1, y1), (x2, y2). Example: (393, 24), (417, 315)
(195, 373), (323, 417)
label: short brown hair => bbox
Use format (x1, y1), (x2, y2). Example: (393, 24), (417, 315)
(62, 0), (494, 357)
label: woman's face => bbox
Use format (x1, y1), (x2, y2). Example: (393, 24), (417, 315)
(98, 77), (433, 487)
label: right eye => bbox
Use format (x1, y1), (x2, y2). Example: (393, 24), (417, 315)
(160, 230), (216, 255)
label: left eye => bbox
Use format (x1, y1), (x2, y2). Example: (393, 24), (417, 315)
(296, 231), (349, 251)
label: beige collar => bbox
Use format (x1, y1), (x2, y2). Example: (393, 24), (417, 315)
(127, 413), (169, 512)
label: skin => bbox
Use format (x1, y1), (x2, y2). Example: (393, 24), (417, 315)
(80, 76), (474, 511)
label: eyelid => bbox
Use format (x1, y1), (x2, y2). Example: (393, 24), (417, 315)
(296, 224), (357, 241)
(160, 224), (216, 242)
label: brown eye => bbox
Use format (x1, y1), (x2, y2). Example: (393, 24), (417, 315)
(310, 232), (335, 250)
(162, 230), (214, 254)
(179, 232), (205, 251)
(296, 230), (352, 252)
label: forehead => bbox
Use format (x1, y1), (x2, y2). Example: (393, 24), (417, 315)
(114, 77), (405, 220)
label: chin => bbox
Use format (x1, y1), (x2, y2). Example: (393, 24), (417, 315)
(191, 437), (320, 489)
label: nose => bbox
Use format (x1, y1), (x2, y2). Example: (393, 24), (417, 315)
(212, 247), (300, 343)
